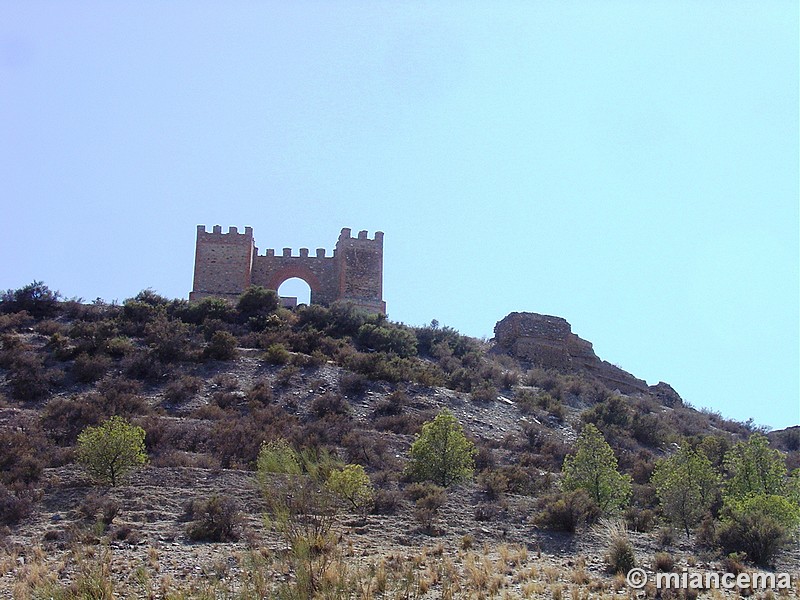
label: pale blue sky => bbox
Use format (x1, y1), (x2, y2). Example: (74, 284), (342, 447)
(2, 2), (797, 429)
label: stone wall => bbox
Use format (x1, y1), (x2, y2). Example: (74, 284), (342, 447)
(190, 226), (385, 313)
(494, 312), (653, 395)
(189, 226), (254, 302)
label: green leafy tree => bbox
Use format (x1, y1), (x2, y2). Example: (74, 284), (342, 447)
(406, 409), (476, 487)
(77, 416), (148, 486)
(561, 424), (631, 514)
(651, 445), (720, 536)
(717, 434), (800, 564)
(326, 464), (374, 515)
(723, 433), (787, 499)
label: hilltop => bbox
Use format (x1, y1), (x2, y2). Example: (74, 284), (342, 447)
(0, 282), (797, 599)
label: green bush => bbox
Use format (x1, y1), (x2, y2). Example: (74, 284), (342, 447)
(77, 416), (148, 486)
(405, 410), (476, 487)
(265, 343), (291, 365)
(326, 464), (374, 515)
(204, 330), (238, 360)
(237, 286), (279, 322)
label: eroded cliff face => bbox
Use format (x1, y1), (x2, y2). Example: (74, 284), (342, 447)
(493, 312), (681, 404)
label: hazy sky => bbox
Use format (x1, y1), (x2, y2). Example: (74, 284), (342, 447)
(2, 2), (797, 429)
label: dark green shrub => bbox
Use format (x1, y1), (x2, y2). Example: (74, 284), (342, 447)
(185, 495), (240, 542)
(180, 297), (236, 324)
(1, 281), (61, 319)
(356, 323), (417, 357)
(203, 330), (238, 360)
(534, 489), (601, 532)
(143, 316), (190, 363)
(715, 510), (789, 566)
(236, 286), (279, 322)
(265, 343), (290, 365)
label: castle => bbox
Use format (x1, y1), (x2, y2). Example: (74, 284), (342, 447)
(189, 226), (386, 314)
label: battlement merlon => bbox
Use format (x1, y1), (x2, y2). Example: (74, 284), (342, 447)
(337, 227), (384, 244)
(196, 225), (255, 244)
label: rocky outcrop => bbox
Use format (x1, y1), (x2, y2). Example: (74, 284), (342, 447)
(493, 312), (659, 396)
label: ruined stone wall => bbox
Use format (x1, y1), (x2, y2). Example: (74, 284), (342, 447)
(190, 226), (385, 313)
(189, 226), (254, 302)
(494, 312), (651, 395)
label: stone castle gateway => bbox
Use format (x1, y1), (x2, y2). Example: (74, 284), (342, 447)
(189, 226), (385, 314)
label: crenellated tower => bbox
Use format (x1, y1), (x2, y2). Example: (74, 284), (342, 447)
(190, 226), (385, 313)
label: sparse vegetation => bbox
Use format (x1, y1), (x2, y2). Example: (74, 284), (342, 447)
(0, 281), (796, 595)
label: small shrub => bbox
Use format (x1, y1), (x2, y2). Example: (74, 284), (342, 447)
(6, 352), (55, 402)
(371, 489), (402, 515)
(275, 364), (299, 386)
(715, 510), (789, 566)
(535, 489), (601, 532)
(477, 469), (509, 500)
(72, 352), (112, 384)
(204, 330), (238, 361)
(185, 495), (240, 542)
(657, 526), (677, 548)
(79, 492), (120, 530)
(310, 393), (350, 418)
(470, 382), (498, 403)
(326, 464), (374, 515)
(163, 375), (203, 405)
(652, 552), (675, 572)
(603, 521), (635, 574)
(411, 484), (447, 534)
(247, 380), (273, 405)
(0, 484), (33, 525)
(624, 506), (656, 533)
(339, 372), (367, 395)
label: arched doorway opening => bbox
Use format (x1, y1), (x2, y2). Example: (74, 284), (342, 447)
(277, 277), (311, 308)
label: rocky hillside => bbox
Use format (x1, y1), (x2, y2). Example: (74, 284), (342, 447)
(0, 282), (797, 599)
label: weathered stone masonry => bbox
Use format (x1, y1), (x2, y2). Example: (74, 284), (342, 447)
(190, 226), (385, 314)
